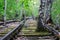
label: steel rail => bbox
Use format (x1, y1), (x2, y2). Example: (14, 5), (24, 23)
(0, 17), (32, 25)
(0, 20), (20, 25)
(1, 20), (25, 40)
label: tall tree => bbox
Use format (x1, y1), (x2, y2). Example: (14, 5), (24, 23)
(4, 0), (7, 27)
(36, 0), (53, 32)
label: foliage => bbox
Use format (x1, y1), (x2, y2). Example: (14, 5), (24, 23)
(51, 0), (60, 24)
(0, 0), (40, 20)
(0, 0), (4, 19)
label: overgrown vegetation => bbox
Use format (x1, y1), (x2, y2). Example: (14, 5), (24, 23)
(0, 0), (60, 25)
(0, 0), (40, 20)
(51, 0), (60, 24)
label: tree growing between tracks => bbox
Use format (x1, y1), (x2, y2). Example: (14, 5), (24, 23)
(36, 0), (53, 32)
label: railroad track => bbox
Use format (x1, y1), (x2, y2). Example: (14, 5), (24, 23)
(0, 20), (25, 40)
(0, 17), (33, 25)
(0, 19), (53, 40)
(15, 19), (57, 40)
(0, 19), (60, 40)
(0, 17), (35, 40)
(0, 0), (60, 39)
(16, 36), (56, 40)
(0, 0), (60, 40)
(0, 20), (20, 25)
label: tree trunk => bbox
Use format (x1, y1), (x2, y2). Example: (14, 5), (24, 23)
(36, 0), (53, 32)
(4, 0), (7, 27)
